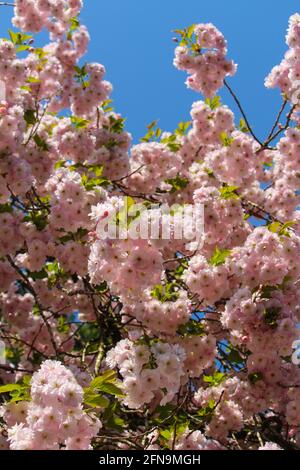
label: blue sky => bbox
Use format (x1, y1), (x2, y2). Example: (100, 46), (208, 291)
(1, 0), (300, 142)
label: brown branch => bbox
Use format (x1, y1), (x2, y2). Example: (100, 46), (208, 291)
(259, 104), (296, 151)
(224, 79), (263, 146)
(0, 333), (48, 359)
(266, 99), (288, 141)
(6, 255), (59, 357)
(112, 164), (145, 183)
(0, 364), (33, 373)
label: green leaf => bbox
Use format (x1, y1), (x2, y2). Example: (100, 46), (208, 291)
(151, 283), (180, 302)
(90, 370), (124, 397)
(46, 261), (60, 273)
(175, 121), (191, 136)
(21, 375), (31, 387)
(9, 390), (30, 403)
(105, 414), (125, 430)
(9, 30), (32, 46)
(165, 175), (189, 193)
(8, 29), (18, 45)
(24, 211), (48, 231)
(219, 185), (239, 200)
(57, 315), (70, 334)
(108, 115), (126, 134)
(161, 134), (182, 152)
(93, 166), (103, 177)
(34, 48), (48, 60)
(263, 306), (281, 328)
(97, 382), (124, 397)
(69, 16), (80, 33)
(268, 220), (296, 237)
(140, 120), (161, 143)
(205, 96), (221, 110)
(70, 115), (90, 129)
(0, 383), (22, 394)
(267, 221), (281, 233)
(83, 392), (109, 409)
(79, 323), (100, 342)
(24, 109), (37, 126)
(26, 76), (41, 84)
(173, 258), (189, 279)
(84, 371), (124, 408)
(0, 203), (13, 214)
(238, 118), (250, 133)
(226, 348), (244, 365)
(102, 403), (125, 431)
(32, 304), (40, 316)
(280, 221), (296, 232)
(204, 167), (214, 177)
(167, 142), (181, 152)
(160, 422), (187, 442)
(54, 160), (66, 170)
(209, 247), (232, 266)
(263, 161), (273, 168)
(173, 29), (185, 36)
(159, 428), (172, 440)
(154, 404), (176, 421)
(173, 24), (197, 48)
(197, 400), (216, 417)
(74, 64), (87, 80)
(203, 372), (226, 386)
(20, 85), (32, 92)
(101, 99), (114, 113)
(29, 269), (48, 281)
(248, 372), (263, 385)
(91, 370), (117, 387)
(186, 24), (196, 38)
(82, 175), (110, 191)
(104, 138), (118, 149)
(177, 320), (204, 337)
(115, 196), (137, 229)
(155, 127), (162, 138)
(33, 134), (49, 151)
(252, 278), (291, 302)
(147, 120), (158, 130)
(45, 261), (67, 288)
(0, 376), (31, 403)
(16, 45), (30, 53)
(220, 131), (234, 147)
(95, 281), (109, 293)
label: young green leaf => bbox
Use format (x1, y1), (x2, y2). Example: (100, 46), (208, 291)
(219, 185), (239, 200)
(205, 96), (221, 110)
(209, 247), (232, 266)
(24, 109), (37, 126)
(220, 131), (234, 146)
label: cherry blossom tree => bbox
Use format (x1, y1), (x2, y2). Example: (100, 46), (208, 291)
(0, 0), (299, 451)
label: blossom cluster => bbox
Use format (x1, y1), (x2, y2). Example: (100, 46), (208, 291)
(2, 361), (101, 450)
(106, 339), (186, 409)
(174, 23), (237, 97)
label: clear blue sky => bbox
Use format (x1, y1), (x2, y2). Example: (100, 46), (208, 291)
(0, 0), (299, 142)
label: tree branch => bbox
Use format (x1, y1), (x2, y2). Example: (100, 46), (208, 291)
(223, 79), (263, 146)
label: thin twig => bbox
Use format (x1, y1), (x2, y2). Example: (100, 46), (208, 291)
(224, 79), (263, 146)
(112, 165), (145, 183)
(266, 99), (287, 140)
(259, 104), (296, 150)
(6, 255), (59, 357)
